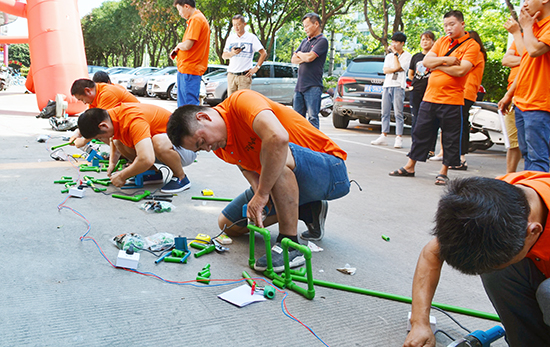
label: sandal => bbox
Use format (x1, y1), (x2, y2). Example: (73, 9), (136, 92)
(389, 167), (415, 177)
(435, 174), (449, 186)
(449, 161), (468, 171)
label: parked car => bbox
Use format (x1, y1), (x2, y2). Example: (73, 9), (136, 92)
(87, 65), (107, 79)
(110, 67), (160, 88)
(204, 61), (298, 105)
(104, 66), (133, 76)
(148, 65), (227, 100)
(129, 66), (177, 97)
(332, 56), (412, 129)
(171, 80), (207, 104)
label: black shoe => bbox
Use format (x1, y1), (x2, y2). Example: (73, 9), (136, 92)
(254, 243), (305, 273)
(300, 200), (328, 241)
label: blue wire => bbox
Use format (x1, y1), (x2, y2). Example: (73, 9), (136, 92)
(58, 196), (330, 346)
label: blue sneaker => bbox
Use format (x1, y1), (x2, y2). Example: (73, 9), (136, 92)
(161, 176), (191, 193)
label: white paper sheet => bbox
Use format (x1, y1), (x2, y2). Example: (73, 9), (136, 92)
(217, 284), (266, 307)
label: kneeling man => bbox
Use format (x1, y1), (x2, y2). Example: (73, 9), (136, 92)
(167, 89), (350, 272)
(78, 103), (196, 193)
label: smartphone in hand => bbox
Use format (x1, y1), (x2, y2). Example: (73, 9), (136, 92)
(170, 50), (178, 59)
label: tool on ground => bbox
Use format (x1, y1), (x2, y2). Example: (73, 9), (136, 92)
(123, 169), (158, 189)
(201, 189), (214, 196)
(447, 326), (505, 347)
(213, 239), (229, 253)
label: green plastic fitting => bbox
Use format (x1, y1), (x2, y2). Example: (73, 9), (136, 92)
(191, 196), (234, 202)
(194, 244), (216, 258)
(242, 270), (256, 287)
(263, 285), (276, 299)
(198, 269), (211, 278)
(164, 256), (183, 263)
(54, 179), (73, 184)
(172, 249), (185, 257)
(189, 242), (207, 250)
(112, 190), (151, 202)
(61, 176), (72, 180)
(203, 263), (211, 269)
(196, 276), (210, 285)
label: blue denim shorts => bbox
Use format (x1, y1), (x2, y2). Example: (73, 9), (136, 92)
(221, 143), (350, 226)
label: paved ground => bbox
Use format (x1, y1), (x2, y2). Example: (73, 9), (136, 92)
(0, 85), (510, 346)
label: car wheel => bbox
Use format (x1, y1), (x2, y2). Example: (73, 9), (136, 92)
(146, 89), (156, 97)
(168, 84), (177, 101)
(332, 111), (350, 129)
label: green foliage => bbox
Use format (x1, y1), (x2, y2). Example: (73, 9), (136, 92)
(7, 44), (30, 67)
(482, 58), (509, 102)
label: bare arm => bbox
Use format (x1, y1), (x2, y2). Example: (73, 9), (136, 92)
(422, 52), (460, 69)
(222, 46), (242, 60)
(383, 55), (403, 74)
(246, 49), (268, 77)
(408, 68), (415, 81)
(434, 60), (474, 77)
(403, 238), (444, 347)
(504, 17), (525, 56)
(501, 49), (522, 67)
(292, 51), (318, 64)
(245, 110), (290, 226)
(109, 138), (155, 187)
(520, 6), (550, 57)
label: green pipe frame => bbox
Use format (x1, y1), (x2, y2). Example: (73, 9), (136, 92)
(246, 224), (500, 322)
(191, 196), (234, 202)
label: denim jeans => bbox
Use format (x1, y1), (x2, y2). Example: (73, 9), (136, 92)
(481, 258), (550, 346)
(381, 86), (405, 135)
(221, 143), (350, 225)
(176, 72), (201, 107)
(515, 107), (550, 172)
(293, 86), (323, 129)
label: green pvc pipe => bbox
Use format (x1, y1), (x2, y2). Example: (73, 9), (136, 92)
(290, 276), (500, 322)
(191, 196), (233, 202)
(50, 141), (73, 150)
(281, 238), (315, 299)
(112, 190), (151, 202)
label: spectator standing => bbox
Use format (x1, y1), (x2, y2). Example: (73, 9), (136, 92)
(222, 15), (267, 96)
(501, 17), (524, 173)
(499, 0), (550, 172)
(291, 13), (329, 129)
(171, 0), (210, 107)
(449, 30), (486, 171)
(408, 31), (435, 135)
(372, 32), (412, 148)
(388, 10), (480, 185)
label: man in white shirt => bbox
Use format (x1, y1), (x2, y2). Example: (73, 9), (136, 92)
(372, 32), (412, 148)
(222, 15), (268, 96)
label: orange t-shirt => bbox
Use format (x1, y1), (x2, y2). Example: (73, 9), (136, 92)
(423, 33), (480, 105)
(212, 90), (347, 174)
(91, 83), (139, 109)
(514, 15), (550, 113)
(507, 41), (520, 90)
(464, 52), (485, 102)
(108, 103), (170, 148)
(176, 10), (210, 76)
(498, 171), (550, 277)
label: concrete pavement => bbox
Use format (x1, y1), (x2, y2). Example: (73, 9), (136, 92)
(0, 85), (509, 346)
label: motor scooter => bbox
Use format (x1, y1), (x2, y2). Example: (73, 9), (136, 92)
(319, 88), (334, 117)
(468, 101), (507, 152)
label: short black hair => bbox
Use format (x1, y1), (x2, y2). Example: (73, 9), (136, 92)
(77, 108), (110, 139)
(302, 13), (321, 25)
(71, 79), (95, 96)
(434, 177), (530, 275)
(92, 71), (111, 84)
(167, 105), (209, 148)
(421, 30), (435, 41)
(391, 32), (407, 43)
(444, 10), (464, 22)
(173, 0), (195, 8)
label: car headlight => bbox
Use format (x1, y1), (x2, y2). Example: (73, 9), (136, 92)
(206, 81), (219, 92)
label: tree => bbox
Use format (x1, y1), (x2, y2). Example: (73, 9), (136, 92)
(363, 0), (410, 51)
(7, 44), (30, 67)
(301, 0), (361, 31)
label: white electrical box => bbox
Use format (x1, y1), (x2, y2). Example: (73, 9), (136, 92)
(116, 250), (140, 269)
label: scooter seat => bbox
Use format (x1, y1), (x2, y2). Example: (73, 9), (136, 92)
(473, 101), (498, 113)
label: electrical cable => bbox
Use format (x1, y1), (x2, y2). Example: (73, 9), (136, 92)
(434, 329), (456, 342)
(431, 305), (472, 333)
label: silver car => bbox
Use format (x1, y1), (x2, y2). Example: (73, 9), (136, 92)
(204, 61), (298, 105)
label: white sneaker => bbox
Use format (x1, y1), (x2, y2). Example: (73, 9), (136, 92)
(371, 134), (387, 146)
(394, 136), (403, 148)
(430, 155), (443, 161)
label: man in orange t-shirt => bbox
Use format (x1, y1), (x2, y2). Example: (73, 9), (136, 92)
(501, 17), (524, 173)
(77, 103), (196, 193)
(70, 79), (139, 147)
(404, 172), (550, 347)
(389, 10), (480, 185)
(167, 89), (350, 272)
(171, 0), (210, 107)
(499, 0), (550, 172)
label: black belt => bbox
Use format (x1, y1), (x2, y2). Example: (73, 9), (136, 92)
(231, 70), (250, 76)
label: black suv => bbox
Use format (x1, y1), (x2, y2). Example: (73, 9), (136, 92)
(332, 56), (412, 129)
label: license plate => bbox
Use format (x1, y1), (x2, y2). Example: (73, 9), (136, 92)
(364, 85), (383, 93)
